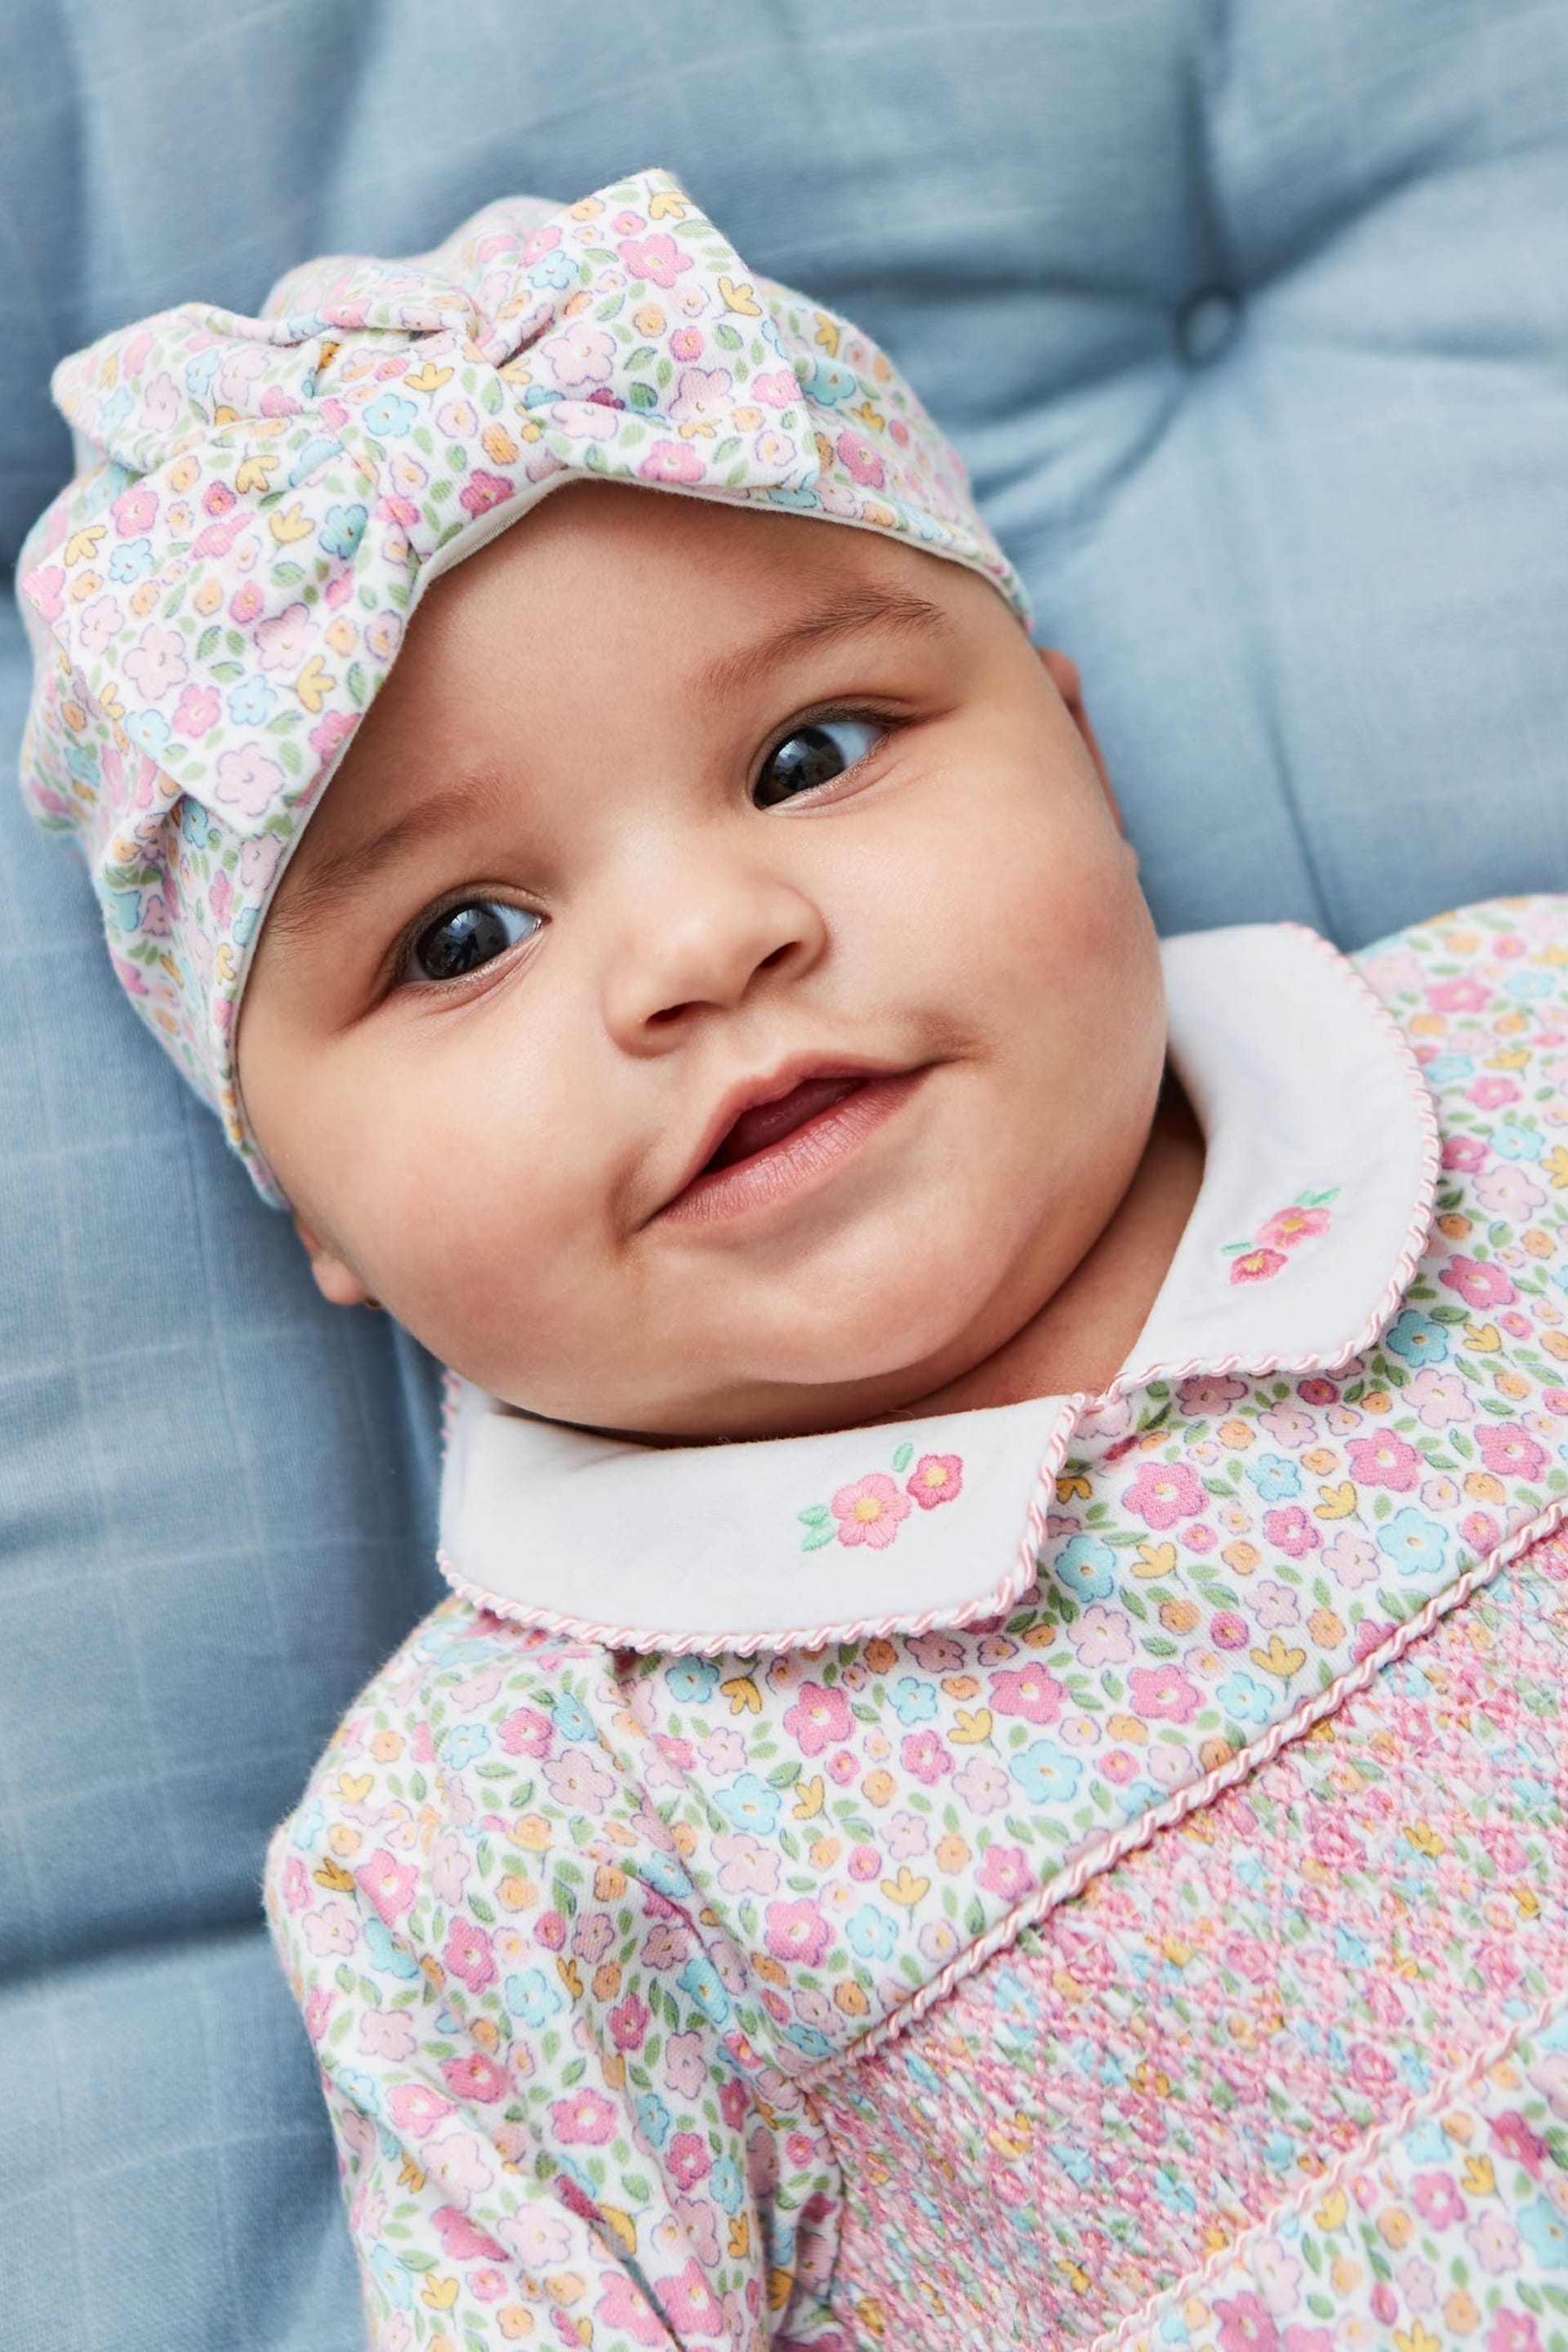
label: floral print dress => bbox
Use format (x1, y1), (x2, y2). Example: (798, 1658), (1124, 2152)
(268, 902), (1568, 2350)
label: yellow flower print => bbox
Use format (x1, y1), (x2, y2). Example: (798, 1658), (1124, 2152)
(1404, 1820), (1445, 1856)
(234, 451), (279, 495)
(294, 654), (332, 713)
(1133, 1539), (1178, 1579)
(404, 361), (454, 394)
(648, 187), (691, 220)
(813, 310), (841, 355)
(1313, 2185), (1348, 2230)
(791, 1774), (825, 1820)
(64, 522), (107, 566)
(951, 1707), (993, 1744)
(1056, 1470), (1092, 1503)
(1314, 1481), (1358, 1521)
(1394, 2325), (1441, 2352)
(880, 1864), (930, 1907)
(1250, 1637), (1316, 1674)
(268, 500), (312, 544)
(721, 1673), (761, 1714)
(717, 273), (761, 314)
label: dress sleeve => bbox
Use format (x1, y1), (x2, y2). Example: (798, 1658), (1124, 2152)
(263, 1622), (844, 2350)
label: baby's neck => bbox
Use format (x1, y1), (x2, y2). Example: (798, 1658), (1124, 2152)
(892, 1074), (1205, 1420)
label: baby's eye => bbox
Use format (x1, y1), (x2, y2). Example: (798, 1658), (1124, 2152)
(753, 717), (884, 808)
(404, 899), (541, 984)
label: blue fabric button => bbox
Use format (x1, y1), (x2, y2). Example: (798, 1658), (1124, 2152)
(1178, 288), (1240, 364)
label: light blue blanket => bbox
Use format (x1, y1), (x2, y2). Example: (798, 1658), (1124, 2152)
(3, 2), (1566, 2341)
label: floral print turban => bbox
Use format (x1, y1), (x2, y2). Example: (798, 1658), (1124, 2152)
(15, 165), (1029, 1203)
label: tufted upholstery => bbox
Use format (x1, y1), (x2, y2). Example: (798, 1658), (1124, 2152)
(2, 3), (1566, 2343)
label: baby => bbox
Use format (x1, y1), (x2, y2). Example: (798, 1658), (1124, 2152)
(19, 168), (1568, 2352)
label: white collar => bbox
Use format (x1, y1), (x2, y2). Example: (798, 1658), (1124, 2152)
(436, 923), (1438, 1654)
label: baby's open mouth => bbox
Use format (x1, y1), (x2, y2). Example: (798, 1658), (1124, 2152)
(656, 1062), (926, 1227)
(702, 1074), (863, 1171)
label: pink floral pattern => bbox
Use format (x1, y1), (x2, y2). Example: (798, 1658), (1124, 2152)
(800, 1440), (964, 1552)
(1224, 1188), (1339, 1283)
(265, 900), (1568, 2347)
(814, 1526), (1568, 2344)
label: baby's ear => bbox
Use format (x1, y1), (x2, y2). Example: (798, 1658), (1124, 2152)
(291, 1209), (378, 1309)
(1036, 645), (1123, 831)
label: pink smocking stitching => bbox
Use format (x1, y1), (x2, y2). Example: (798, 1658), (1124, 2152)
(794, 1497), (1568, 2087)
(1090, 1981), (1568, 2352)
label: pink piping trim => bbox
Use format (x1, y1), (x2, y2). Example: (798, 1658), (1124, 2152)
(431, 924), (1440, 1654)
(794, 1500), (1567, 2087)
(1089, 1981), (1568, 2352)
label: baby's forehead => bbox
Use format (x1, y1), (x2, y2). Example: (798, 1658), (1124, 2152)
(399, 482), (991, 716)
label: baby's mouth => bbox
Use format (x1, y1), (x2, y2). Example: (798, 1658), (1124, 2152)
(702, 1075), (862, 1171)
(653, 1059), (927, 1227)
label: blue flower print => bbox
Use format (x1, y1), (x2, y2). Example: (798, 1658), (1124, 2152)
(1508, 967), (1557, 1000)
(287, 435), (341, 491)
(96, 382), (136, 437)
(678, 1954), (733, 2027)
(666, 1658), (719, 1705)
(635, 2091), (672, 2149)
(1217, 1670), (1274, 1727)
(1422, 1054), (1475, 1088)
(505, 1968), (564, 2027)
(1494, 1121), (1544, 1160)
(226, 676), (278, 728)
(318, 500), (368, 559)
(1010, 1740), (1082, 1806)
(845, 1904), (898, 1961)
(369, 2242), (413, 2309)
(109, 537), (154, 584)
(550, 1690), (595, 1742)
(1519, 2196), (1568, 2266)
(528, 249), (577, 290)
(125, 708), (168, 757)
(439, 1722), (489, 1769)
(362, 1914), (419, 1980)
(802, 357), (858, 406)
(715, 1771), (780, 1835)
(709, 2154), (746, 2214)
(1053, 1535), (1117, 1603)
(182, 348), (223, 400)
(1385, 1310), (1450, 1366)
(1378, 1508), (1448, 1579)
(781, 2017), (834, 2058)
(361, 391), (416, 439)
(336, 2066), (382, 2120)
(889, 1675), (938, 1726)
(639, 1847), (695, 1903)
(1247, 1454), (1302, 1503)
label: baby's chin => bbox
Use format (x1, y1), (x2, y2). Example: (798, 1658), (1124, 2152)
(481, 1281), (1041, 1445)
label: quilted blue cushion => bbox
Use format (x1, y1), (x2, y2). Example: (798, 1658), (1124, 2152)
(2, 2), (1566, 2342)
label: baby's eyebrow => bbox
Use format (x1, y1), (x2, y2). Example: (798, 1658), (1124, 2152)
(265, 771), (508, 942)
(697, 585), (953, 702)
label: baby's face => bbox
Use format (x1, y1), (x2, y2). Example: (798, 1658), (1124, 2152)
(238, 485), (1164, 1438)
